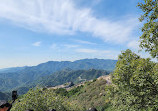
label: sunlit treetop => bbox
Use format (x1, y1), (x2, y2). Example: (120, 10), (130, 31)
(138, 0), (158, 59)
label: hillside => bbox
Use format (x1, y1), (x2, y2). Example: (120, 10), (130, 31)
(0, 66), (28, 73)
(0, 59), (117, 92)
(0, 92), (9, 100)
(16, 69), (110, 95)
(32, 69), (109, 86)
(64, 78), (111, 110)
(11, 76), (113, 111)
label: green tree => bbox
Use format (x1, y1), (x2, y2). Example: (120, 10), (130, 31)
(11, 88), (81, 111)
(138, 0), (158, 58)
(111, 49), (158, 111)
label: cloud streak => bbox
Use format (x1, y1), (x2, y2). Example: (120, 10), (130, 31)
(76, 48), (113, 54)
(63, 44), (80, 48)
(127, 40), (140, 50)
(75, 48), (120, 59)
(0, 0), (138, 43)
(75, 40), (96, 45)
(32, 41), (41, 47)
(76, 48), (97, 53)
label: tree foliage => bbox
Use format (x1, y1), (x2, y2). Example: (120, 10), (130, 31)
(138, 0), (158, 58)
(10, 78), (112, 111)
(11, 88), (80, 111)
(111, 49), (158, 111)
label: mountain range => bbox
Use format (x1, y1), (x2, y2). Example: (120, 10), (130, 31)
(0, 58), (117, 93)
(16, 69), (110, 95)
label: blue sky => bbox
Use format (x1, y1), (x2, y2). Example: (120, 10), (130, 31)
(0, 0), (150, 68)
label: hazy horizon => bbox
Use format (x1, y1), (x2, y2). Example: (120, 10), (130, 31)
(0, 58), (118, 69)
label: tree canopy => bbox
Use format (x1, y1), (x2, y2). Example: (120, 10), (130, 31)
(11, 88), (80, 111)
(138, 0), (158, 59)
(110, 49), (158, 111)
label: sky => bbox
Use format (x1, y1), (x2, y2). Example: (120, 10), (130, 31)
(0, 0), (151, 68)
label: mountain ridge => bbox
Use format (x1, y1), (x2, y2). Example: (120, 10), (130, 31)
(0, 58), (117, 72)
(0, 58), (117, 92)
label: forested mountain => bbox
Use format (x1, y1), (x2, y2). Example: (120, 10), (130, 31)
(0, 59), (116, 92)
(0, 69), (109, 100)
(30, 69), (109, 87)
(0, 66), (28, 73)
(16, 69), (109, 95)
(0, 92), (9, 100)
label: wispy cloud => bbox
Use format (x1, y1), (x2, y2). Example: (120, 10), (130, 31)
(76, 48), (97, 53)
(50, 44), (79, 49)
(32, 41), (41, 47)
(50, 43), (58, 49)
(75, 40), (96, 45)
(127, 40), (140, 50)
(0, 0), (138, 43)
(63, 44), (79, 48)
(76, 48), (111, 54)
(75, 48), (120, 59)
